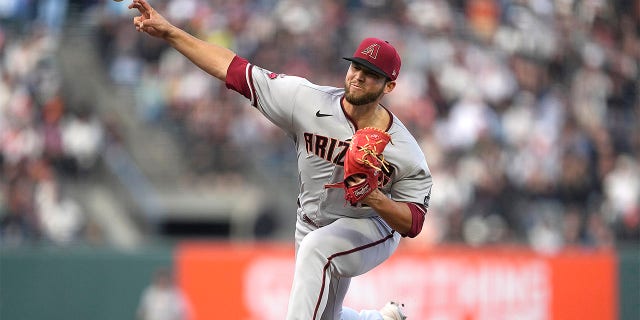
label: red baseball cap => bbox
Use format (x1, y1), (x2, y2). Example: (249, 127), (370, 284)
(343, 37), (401, 81)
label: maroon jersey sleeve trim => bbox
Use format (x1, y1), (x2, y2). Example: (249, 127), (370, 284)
(404, 202), (427, 238)
(225, 55), (256, 106)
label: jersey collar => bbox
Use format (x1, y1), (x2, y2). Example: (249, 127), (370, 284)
(340, 96), (394, 132)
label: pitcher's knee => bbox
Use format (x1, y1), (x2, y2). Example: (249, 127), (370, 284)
(298, 232), (348, 263)
(298, 234), (330, 261)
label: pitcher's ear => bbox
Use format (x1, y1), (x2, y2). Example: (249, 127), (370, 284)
(384, 81), (396, 94)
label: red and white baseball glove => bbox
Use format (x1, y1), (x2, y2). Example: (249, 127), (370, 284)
(326, 127), (391, 205)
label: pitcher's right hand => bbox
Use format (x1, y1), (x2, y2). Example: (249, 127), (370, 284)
(129, 0), (173, 39)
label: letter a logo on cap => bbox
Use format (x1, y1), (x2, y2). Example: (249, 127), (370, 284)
(361, 43), (380, 59)
(344, 37), (401, 80)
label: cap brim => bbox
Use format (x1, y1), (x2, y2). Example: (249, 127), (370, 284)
(343, 57), (390, 80)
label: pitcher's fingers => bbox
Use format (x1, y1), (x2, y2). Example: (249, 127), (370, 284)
(135, 0), (154, 17)
(133, 16), (143, 27)
(129, 0), (149, 18)
(128, 1), (143, 11)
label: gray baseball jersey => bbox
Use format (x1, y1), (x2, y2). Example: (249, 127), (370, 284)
(226, 56), (432, 319)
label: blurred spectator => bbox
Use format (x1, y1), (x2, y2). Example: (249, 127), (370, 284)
(0, 161), (40, 246)
(32, 157), (85, 244)
(60, 106), (105, 174)
(137, 267), (191, 320)
(604, 154), (640, 241)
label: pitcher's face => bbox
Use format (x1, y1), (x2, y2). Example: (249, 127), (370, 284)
(344, 63), (388, 106)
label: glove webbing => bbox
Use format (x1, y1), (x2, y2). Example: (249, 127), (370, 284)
(357, 138), (389, 172)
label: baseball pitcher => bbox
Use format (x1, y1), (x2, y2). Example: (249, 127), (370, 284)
(129, 1), (433, 319)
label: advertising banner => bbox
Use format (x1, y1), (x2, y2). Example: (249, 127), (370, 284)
(176, 243), (616, 320)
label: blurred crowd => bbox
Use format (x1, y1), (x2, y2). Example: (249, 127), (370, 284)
(0, 0), (107, 246)
(1, 0), (638, 251)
